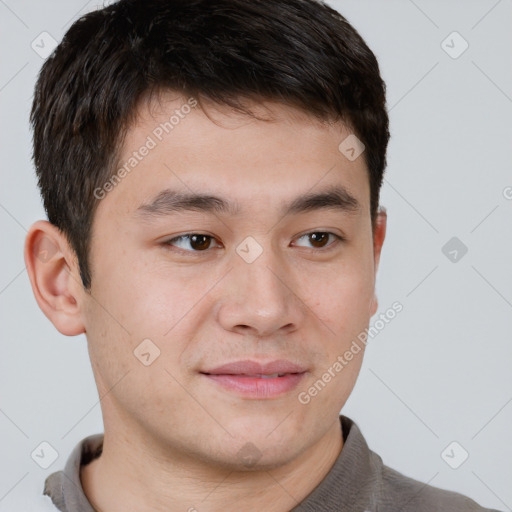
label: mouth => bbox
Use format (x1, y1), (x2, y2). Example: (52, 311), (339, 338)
(201, 359), (307, 376)
(202, 372), (293, 378)
(199, 360), (307, 398)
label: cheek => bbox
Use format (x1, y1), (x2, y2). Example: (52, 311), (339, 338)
(83, 274), (194, 413)
(297, 268), (371, 410)
(91, 249), (206, 338)
(304, 257), (375, 339)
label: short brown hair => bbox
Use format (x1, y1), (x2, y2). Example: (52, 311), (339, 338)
(30, 0), (390, 289)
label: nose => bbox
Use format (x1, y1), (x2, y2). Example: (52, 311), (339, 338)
(214, 243), (305, 338)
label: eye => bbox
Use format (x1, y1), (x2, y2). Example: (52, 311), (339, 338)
(163, 233), (221, 252)
(162, 231), (344, 254)
(293, 231), (344, 250)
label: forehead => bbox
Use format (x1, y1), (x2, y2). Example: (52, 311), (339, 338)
(97, 91), (370, 221)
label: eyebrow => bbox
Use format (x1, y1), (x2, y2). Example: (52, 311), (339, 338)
(134, 184), (361, 220)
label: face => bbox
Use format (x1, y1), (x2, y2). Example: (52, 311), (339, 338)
(66, 93), (385, 469)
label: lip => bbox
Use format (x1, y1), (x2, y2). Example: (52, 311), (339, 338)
(200, 360), (307, 399)
(202, 359), (307, 376)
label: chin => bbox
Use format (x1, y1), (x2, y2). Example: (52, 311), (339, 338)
(209, 439), (302, 473)
(225, 409), (304, 440)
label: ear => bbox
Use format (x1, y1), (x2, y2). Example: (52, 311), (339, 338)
(24, 220), (86, 336)
(369, 206), (387, 317)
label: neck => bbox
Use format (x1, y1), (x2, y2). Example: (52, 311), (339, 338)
(81, 417), (344, 512)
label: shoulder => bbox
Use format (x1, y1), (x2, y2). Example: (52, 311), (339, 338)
(331, 416), (503, 512)
(376, 462), (503, 512)
(43, 433), (103, 512)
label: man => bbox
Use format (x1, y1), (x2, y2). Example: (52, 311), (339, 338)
(24, 0), (502, 510)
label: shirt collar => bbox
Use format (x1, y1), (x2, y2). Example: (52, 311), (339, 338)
(290, 415), (382, 511)
(44, 433), (102, 512)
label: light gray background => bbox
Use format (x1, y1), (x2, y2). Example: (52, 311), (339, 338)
(1, 0), (511, 510)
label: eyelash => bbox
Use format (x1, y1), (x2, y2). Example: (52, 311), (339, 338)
(162, 231), (345, 255)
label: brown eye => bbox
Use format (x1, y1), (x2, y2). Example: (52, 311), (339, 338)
(189, 234), (212, 251)
(308, 232), (330, 248)
(294, 231), (342, 250)
(164, 234), (217, 252)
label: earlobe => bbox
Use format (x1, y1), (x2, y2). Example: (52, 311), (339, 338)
(373, 206), (387, 273)
(369, 293), (379, 317)
(369, 207), (386, 317)
(24, 220), (86, 336)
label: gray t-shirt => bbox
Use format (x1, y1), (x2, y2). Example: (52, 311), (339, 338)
(43, 415), (502, 511)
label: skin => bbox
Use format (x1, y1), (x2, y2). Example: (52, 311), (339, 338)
(25, 92), (386, 512)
